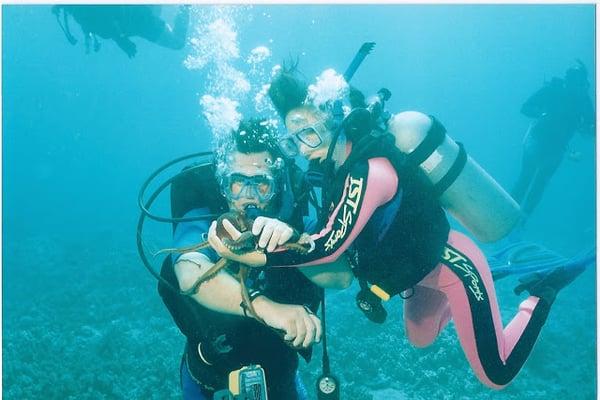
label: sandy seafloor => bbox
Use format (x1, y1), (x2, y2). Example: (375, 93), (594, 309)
(3, 230), (595, 399)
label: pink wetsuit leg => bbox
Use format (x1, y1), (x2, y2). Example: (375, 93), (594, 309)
(416, 230), (550, 389)
(403, 284), (451, 348)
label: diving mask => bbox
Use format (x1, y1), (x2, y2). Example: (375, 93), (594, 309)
(278, 120), (329, 157)
(221, 172), (277, 202)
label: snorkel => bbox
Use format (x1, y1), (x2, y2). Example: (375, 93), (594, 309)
(307, 42), (379, 217)
(323, 42), (380, 162)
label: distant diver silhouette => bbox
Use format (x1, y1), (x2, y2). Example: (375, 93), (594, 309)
(52, 5), (190, 58)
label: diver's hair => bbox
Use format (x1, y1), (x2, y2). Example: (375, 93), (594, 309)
(349, 86), (367, 109)
(233, 118), (280, 156)
(268, 58), (371, 143)
(269, 58), (369, 115)
(268, 59), (309, 119)
(215, 118), (284, 180)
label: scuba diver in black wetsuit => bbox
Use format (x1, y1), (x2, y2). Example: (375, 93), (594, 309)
(52, 5), (190, 58)
(512, 60), (595, 221)
(156, 119), (352, 399)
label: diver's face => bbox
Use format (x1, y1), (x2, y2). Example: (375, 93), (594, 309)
(284, 107), (332, 162)
(224, 151), (276, 212)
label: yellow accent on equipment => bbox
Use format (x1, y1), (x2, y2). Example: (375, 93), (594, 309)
(228, 364), (268, 399)
(370, 284), (391, 301)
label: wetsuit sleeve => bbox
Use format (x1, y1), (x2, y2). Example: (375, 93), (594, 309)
(172, 207), (218, 264)
(265, 158), (399, 267)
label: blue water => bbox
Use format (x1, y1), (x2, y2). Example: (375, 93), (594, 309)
(3, 4), (596, 399)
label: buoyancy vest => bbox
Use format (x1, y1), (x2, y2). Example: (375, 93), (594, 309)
(329, 132), (450, 297)
(157, 162), (320, 392)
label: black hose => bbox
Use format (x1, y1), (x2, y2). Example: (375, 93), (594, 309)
(320, 288), (331, 375)
(136, 152), (219, 293)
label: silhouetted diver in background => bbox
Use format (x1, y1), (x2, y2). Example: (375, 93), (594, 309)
(52, 5), (190, 58)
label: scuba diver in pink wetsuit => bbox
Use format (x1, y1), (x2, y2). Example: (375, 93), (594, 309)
(208, 51), (587, 389)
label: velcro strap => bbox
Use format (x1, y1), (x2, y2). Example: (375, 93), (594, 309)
(432, 142), (467, 196)
(406, 117), (446, 166)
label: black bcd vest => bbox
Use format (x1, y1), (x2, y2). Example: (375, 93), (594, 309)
(327, 131), (450, 297)
(157, 162), (320, 393)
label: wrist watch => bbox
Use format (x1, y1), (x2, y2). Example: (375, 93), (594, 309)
(240, 289), (264, 317)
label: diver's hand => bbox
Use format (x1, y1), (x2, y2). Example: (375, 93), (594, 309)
(208, 221), (266, 267)
(252, 296), (322, 348)
(252, 217), (295, 252)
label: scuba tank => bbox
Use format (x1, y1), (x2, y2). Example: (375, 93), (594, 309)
(334, 92), (520, 243)
(298, 40), (520, 244)
(332, 42), (520, 243)
(387, 111), (521, 242)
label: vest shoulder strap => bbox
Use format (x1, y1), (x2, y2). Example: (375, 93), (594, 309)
(170, 163), (228, 225)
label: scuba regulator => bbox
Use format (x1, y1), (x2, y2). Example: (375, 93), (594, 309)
(355, 283), (388, 324)
(367, 88), (392, 133)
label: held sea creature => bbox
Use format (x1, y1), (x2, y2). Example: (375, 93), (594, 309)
(156, 210), (314, 320)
